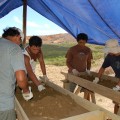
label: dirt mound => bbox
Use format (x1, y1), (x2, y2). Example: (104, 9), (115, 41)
(16, 83), (88, 120)
(35, 65), (115, 113)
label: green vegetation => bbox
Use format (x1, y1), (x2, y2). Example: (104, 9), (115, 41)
(42, 43), (73, 66)
(87, 44), (104, 67)
(42, 43), (104, 67)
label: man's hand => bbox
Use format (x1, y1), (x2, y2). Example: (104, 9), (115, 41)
(22, 86), (33, 101)
(113, 85), (120, 91)
(72, 69), (80, 76)
(38, 84), (46, 92)
(93, 77), (99, 84)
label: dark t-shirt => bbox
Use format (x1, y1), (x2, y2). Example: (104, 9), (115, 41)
(66, 45), (93, 72)
(102, 54), (120, 78)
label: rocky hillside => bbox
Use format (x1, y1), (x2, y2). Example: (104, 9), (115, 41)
(26, 33), (76, 44)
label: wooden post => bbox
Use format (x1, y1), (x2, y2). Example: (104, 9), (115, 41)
(23, 0), (27, 46)
(90, 92), (96, 104)
(74, 85), (82, 95)
(117, 106), (120, 115)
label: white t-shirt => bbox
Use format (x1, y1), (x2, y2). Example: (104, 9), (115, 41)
(23, 49), (36, 73)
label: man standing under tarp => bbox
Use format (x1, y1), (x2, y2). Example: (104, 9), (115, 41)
(65, 33), (93, 100)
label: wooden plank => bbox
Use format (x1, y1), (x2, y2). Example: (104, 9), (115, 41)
(61, 110), (105, 120)
(61, 80), (70, 90)
(61, 72), (120, 104)
(15, 80), (120, 120)
(76, 87), (96, 103)
(47, 81), (120, 120)
(74, 85), (82, 95)
(15, 97), (29, 120)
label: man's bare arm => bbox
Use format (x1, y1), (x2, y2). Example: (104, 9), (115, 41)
(15, 70), (29, 93)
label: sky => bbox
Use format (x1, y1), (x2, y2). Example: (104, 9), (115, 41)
(0, 6), (67, 36)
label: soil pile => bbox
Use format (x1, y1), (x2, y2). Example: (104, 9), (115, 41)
(16, 83), (88, 120)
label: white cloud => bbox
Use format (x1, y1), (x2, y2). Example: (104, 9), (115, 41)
(27, 21), (40, 27)
(13, 16), (40, 28)
(13, 16), (22, 24)
(13, 16), (67, 35)
(44, 24), (50, 28)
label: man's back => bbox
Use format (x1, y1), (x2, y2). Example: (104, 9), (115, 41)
(0, 38), (25, 111)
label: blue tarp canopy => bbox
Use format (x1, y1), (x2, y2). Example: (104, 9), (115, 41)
(0, 0), (120, 45)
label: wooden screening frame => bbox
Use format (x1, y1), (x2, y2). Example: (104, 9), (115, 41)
(15, 80), (120, 120)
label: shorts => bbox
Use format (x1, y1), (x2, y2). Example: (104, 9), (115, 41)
(0, 109), (16, 120)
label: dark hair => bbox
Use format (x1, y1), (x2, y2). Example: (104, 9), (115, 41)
(29, 36), (42, 47)
(76, 33), (88, 42)
(2, 27), (20, 38)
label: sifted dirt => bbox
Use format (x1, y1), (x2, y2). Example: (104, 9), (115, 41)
(79, 75), (117, 89)
(15, 83), (88, 120)
(35, 65), (116, 113)
(16, 64), (117, 119)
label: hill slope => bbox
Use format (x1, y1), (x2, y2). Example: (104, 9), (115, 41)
(26, 33), (76, 44)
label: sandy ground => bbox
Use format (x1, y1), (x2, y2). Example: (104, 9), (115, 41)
(35, 64), (115, 113)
